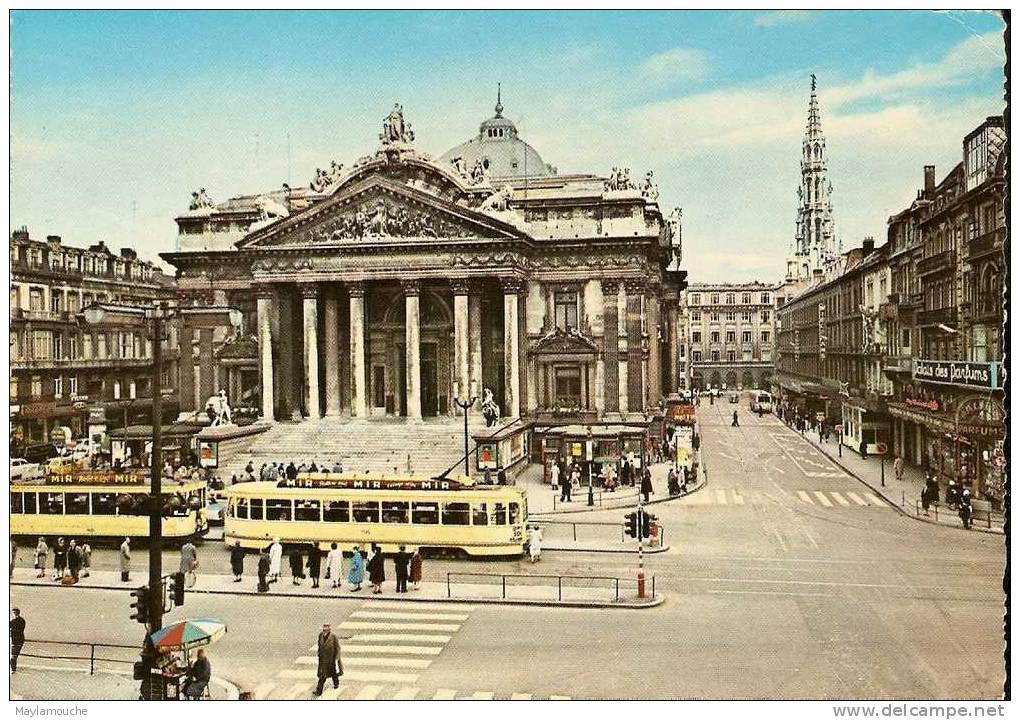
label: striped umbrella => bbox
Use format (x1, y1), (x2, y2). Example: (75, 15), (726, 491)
(150, 618), (227, 651)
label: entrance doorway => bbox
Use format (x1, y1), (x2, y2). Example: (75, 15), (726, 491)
(421, 343), (439, 417)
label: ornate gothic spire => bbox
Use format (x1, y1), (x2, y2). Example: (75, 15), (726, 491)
(495, 82), (504, 117)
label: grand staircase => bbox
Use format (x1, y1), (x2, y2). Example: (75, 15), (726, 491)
(217, 417), (487, 480)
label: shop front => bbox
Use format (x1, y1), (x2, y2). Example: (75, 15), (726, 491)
(840, 397), (890, 455)
(533, 423), (647, 485)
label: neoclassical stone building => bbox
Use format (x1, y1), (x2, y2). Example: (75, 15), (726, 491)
(163, 101), (686, 427)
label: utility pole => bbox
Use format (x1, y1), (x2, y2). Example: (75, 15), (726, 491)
(637, 492), (646, 599)
(454, 396), (476, 476)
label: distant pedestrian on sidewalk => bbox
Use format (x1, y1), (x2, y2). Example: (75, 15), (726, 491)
(289, 546), (305, 586)
(10, 539), (16, 578)
(34, 537), (48, 579)
(859, 440), (868, 459)
(409, 548), (422, 591)
(731, 410), (739, 427)
(640, 466), (653, 503)
(66, 540), (82, 583)
(326, 543), (343, 588)
(268, 538), (283, 583)
(257, 548), (271, 593)
(348, 545), (365, 592)
(958, 490), (973, 529)
(527, 525), (543, 563)
(81, 542), (91, 578)
(893, 456), (904, 483)
(367, 544), (385, 595)
(550, 461), (560, 492)
(10, 608), (26, 672)
(393, 545), (410, 593)
(53, 537), (67, 581)
(313, 624), (343, 697)
(560, 465), (573, 502)
(180, 539), (199, 588)
(230, 541), (244, 583)
(307, 544), (322, 589)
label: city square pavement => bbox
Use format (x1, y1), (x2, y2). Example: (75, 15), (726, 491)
(10, 402), (1005, 700)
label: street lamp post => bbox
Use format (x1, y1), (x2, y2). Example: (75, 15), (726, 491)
(586, 426), (594, 507)
(453, 396), (476, 477)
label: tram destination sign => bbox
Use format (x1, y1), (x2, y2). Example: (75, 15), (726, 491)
(46, 471), (148, 485)
(279, 476), (471, 491)
(913, 360), (1000, 390)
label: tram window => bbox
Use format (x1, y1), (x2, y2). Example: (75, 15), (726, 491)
(66, 493), (89, 515)
(491, 502), (507, 525)
(249, 498), (264, 521)
(23, 493), (37, 514)
(323, 500), (350, 523)
(509, 502), (521, 524)
(92, 493), (118, 515)
(40, 493), (64, 515)
(233, 498), (247, 520)
(472, 503), (488, 526)
(442, 502), (471, 526)
(266, 498), (292, 521)
(10, 493), (23, 514)
(353, 501), (380, 523)
(295, 500), (321, 522)
(382, 501), (409, 523)
(411, 502), (439, 524)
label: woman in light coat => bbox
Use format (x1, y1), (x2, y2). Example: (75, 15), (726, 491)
(34, 537), (48, 578)
(527, 525), (543, 563)
(326, 543), (344, 589)
(347, 545), (365, 592)
(268, 538), (283, 583)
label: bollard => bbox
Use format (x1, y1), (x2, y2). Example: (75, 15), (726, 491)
(637, 571), (646, 599)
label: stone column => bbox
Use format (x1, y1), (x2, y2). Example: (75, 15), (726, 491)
(323, 291), (341, 417)
(452, 281), (471, 403)
(301, 284), (320, 419)
(625, 280), (645, 412)
(502, 278), (522, 418)
(198, 328), (215, 408)
(349, 283), (367, 418)
(256, 286), (275, 422)
(403, 280), (422, 420)
(601, 280), (620, 413)
(664, 291), (680, 393)
(177, 320), (195, 414)
(646, 286), (662, 406)
(468, 284), (483, 405)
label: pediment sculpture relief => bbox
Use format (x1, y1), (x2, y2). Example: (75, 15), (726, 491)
(305, 198), (476, 242)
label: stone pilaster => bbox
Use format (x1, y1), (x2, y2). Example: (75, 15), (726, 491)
(177, 319), (195, 414)
(349, 283), (367, 418)
(601, 280), (620, 413)
(646, 286), (662, 407)
(452, 280), (471, 403)
(624, 279), (644, 412)
(502, 278), (523, 418)
(403, 280), (422, 420)
(198, 328), (214, 409)
(301, 283), (320, 419)
(468, 283), (483, 409)
(323, 291), (341, 417)
(255, 285), (275, 422)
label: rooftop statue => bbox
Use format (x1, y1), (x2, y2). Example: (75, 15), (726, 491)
(480, 184), (513, 212)
(189, 187), (214, 210)
(310, 161), (345, 192)
(469, 158), (487, 186)
(640, 171), (659, 202)
(450, 156), (468, 178)
(604, 167), (635, 192)
(380, 103), (415, 145)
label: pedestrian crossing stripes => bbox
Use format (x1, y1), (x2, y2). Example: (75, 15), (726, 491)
(678, 487), (888, 509)
(796, 490), (885, 508)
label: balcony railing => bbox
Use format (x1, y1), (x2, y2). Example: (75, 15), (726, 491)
(11, 309), (75, 323)
(916, 307), (956, 327)
(916, 250), (954, 276)
(11, 356), (155, 370)
(968, 227), (1004, 259)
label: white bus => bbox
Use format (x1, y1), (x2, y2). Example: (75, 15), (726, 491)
(751, 391), (773, 414)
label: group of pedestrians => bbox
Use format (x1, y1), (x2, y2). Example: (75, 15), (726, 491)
(233, 539), (422, 594)
(25, 536), (92, 584)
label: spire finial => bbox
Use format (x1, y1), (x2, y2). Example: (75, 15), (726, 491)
(495, 82), (503, 117)
(810, 73), (817, 93)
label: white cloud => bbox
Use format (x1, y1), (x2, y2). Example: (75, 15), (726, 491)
(639, 48), (709, 86)
(754, 11), (814, 28)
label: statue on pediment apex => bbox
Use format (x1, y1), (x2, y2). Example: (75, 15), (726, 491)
(450, 156), (468, 178)
(481, 184), (513, 212)
(470, 158), (487, 186)
(381, 103), (414, 145)
(640, 170), (659, 202)
(189, 187), (214, 210)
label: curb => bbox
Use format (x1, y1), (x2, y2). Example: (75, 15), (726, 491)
(10, 579), (664, 610)
(798, 434), (1002, 536)
(532, 476), (709, 517)
(543, 543), (671, 555)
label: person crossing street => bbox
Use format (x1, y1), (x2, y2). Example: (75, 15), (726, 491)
(312, 624), (343, 697)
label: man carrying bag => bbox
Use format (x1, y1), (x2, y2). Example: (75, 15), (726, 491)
(313, 623), (343, 697)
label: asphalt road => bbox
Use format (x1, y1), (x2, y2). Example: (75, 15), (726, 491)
(11, 400), (1005, 700)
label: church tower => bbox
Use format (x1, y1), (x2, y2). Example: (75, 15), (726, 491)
(786, 75), (838, 280)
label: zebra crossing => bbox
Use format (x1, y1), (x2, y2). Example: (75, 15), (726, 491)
(677, 487), (887, 509)
(256, 600), (572, 700)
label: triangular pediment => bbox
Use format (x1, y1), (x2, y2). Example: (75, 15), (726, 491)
(238, 176), (528, 248)
(530, 328), (598, 356)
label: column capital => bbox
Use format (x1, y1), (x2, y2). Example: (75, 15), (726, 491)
(500, 277), (524, 295)
(402, 279), (421, 296)
(300, 283), (320, 300)
(623, 278), (646, 295)
(600, 279), (620, 294)
(450, 278), (473, 296)
(253, 283), (275, 300)
(348, 281), (366, 298)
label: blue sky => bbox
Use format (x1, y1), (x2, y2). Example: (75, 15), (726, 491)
(10, 10), (1006, 282)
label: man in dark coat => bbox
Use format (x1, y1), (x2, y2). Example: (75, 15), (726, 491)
(229, 541), (244, 582)
(285, 462), (298, 480)
(640, 467), (653, 503)
(67, 540), (82, 582)
(393, 546), (411, 593)
(307, 544), (322, 589)
(257, 549), (271, 593)
(288, 546), (305, 585)
(10, 608), (26, 671)
(731, 410), (739, 427)
(313, 624), (342, 697)
(621, 460), (632, 488)
(367, 545), (385, 594)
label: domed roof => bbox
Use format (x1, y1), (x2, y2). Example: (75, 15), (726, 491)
(439, 89), (556, 180)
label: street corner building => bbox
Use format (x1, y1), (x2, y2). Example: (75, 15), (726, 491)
(161, 99), (688, 438)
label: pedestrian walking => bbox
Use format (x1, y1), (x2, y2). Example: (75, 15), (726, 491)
(10, 608), (26, 672)
(312, 624), (343, 697)
(119, 537), (132, 582)
(34, 537), (47, 579)
(893, 456), (904, 483)
(80, 542), (91, 578)
(731, 410), (739, 427)
(667, 467), (680, 496)
(257, 548), (271, 593)
(229, 541), (244, 582)
(527, 525), (543, 563)
(326, 543), (343, 588)
(559, 465), (572, 502)
(184, 648), (212, 699)
(66, 540), (82, 583)
(621, 459), (633, 487)
(367, 545), (385, 595)
(409, 548), (422, 591)
(307, 544), (322, 589)
(289, 545), (305, 586)
(268, 537), (283, 583)
(53, 537), (68, 581)
(393, 546), (410, 593)
(550, 462), (560, 492)
(859, 440), (868, 459)
(958, 490), (974, 529)
(348, 545), (365, 592)
(10, 538), (17, 579)
(640, 466), (653, 503)
(180, 539), (198, 588)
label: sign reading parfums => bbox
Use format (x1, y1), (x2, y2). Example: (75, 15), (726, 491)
(913, 360), (1000, 390)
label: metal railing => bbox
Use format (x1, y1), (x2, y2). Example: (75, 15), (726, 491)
(532, 517), (667, 547)
(445, 571), (655, 602)
(914, 500), (996, 529)
(550, 485), (636, 510)
(17, 638), (139, 675)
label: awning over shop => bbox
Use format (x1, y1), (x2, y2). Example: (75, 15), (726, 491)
(887, 402), (1005, 439)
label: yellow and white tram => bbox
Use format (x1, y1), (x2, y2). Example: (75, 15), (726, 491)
(223, 473), (527, 556)
(10, 471), (209, 541)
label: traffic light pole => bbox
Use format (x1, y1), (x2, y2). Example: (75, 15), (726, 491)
(637, 493), (645, 599)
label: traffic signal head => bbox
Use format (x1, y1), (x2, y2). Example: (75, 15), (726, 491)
(129, 585), (150, 625)
(171, 572), (185, 607)
(624, 512), (638, 538)
(641, 512), (658, 539)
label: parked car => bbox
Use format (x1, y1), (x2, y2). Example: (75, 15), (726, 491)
(10, 458), (43, 481)
(46, 455), (84, 476)
(728, 392), (740, 403)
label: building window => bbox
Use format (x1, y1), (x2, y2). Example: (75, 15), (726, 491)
(51, 293), (62, 313)
(761, 310), (770, 323)
(691, 311), (700, 322)
(29, 288), (44, 311)
(689, 294), (700, 305)
(742, 349), (752, 362)
(711, 294), (719, 304)
(113, 380), (121, 400)
(761, 331), (771, 342)
(52, 334), (63, 359)
(692, 351), (702, 362)
(10, 378), (18, 400)
(710, 331), (720, 343)
(742, 293), (751, 304)
(726, 293), (735, 304)
(679, 345), (685, 358)
(710, 312), (719, 322)
(726, 312), (736, 321)
(742, 312), (751, 323)
(554, 291), (578, 331)
(54, 376), (63, 399)
(725, 331), (736, 343)
(711, 351), (720, 362)
(761, 293), (771, 304)
(727, 351), (736, 363)
(692, 331), (702, 343)
(129, 381), (137, 400)
(31, 376), (42, 398)
(553, 365), (582, 407)
(69, 376), (78, 396)
(742, 331), (752, 344)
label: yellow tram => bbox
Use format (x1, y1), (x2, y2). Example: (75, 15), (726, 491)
(10, 471), (209, 540)
(223, 473), (528, 557)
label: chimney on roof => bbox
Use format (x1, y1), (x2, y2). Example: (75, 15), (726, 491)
(863, 237), (875, 254)
(11, 227), (29, 242)
(924, 165), (936, 194)
(120, 248), (137, 260)
(46, 235), (61, 246)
